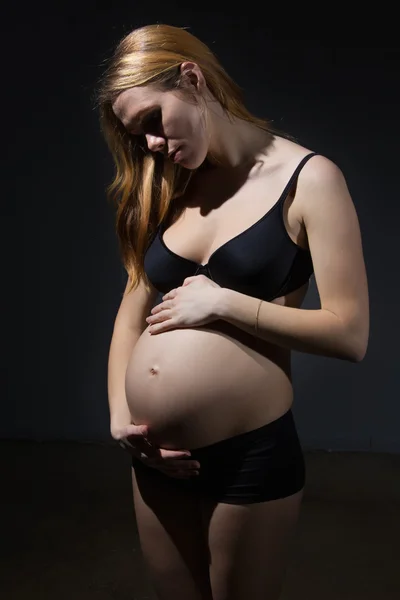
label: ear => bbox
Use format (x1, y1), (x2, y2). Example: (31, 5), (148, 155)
(179, 62), (206, 93)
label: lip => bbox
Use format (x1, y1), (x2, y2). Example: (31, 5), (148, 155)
(168, 146), (182, 163)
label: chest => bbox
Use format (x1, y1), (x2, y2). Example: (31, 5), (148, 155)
(162, 171), (307, 267)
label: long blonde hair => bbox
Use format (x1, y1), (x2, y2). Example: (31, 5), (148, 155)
(95, 24), (276, 295)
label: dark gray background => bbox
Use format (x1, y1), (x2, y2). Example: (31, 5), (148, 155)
(8, 2), (399, 451)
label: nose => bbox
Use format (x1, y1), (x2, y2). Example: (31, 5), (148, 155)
(145, 134), (166, 153)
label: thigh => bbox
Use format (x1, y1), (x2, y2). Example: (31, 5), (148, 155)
(131, 464), (213, 600)
(201, 489), (304, 600)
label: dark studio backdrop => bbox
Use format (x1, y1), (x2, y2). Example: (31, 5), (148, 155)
(9, 2), (400, 452)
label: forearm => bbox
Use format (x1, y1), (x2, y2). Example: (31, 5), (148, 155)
(216, 288), (363, 362)
(108, 324), (141, 426)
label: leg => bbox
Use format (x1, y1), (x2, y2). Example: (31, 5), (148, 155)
(201, 488), (304, 600)
(131, 465), (213, 600)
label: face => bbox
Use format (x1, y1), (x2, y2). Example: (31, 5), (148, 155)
(112, 78), (209, 170)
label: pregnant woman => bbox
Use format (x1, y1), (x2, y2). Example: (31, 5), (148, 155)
(97, 24), (369, 600)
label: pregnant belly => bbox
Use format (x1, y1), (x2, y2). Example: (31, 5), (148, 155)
(125, 321), (293, 450)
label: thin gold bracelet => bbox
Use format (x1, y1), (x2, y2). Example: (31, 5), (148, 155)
(255, 299), (263, 336)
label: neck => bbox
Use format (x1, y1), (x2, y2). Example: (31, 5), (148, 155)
(206, 104), (274, 168)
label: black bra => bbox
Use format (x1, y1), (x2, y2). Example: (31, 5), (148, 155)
(144, 152), (317, 302)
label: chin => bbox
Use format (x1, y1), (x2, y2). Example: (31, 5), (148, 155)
(178, 144), (208, 170)
(182, 161), (201, 171)
(183, 155), (207, 171)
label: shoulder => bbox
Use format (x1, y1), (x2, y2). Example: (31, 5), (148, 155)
(298, 153), (345, 187)
(293, 153), (352, 225)
(267, 136), (351, 223)
(265, 136), (345, 193)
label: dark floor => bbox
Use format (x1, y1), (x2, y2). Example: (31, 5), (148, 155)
(1, 441), (399, 599)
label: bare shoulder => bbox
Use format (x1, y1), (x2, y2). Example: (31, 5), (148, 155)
(293, 152), (350, 217)
(262, 135), (321, 183)
(263, 138), (349, 222)
(303, 153), (340, 178)
(291, 150), (361, 256)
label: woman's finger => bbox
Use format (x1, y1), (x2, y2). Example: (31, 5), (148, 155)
(158, 448), (192, 459)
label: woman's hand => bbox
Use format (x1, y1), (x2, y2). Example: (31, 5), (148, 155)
(145, 275), (222, 334)
(111, 422), (201, 479)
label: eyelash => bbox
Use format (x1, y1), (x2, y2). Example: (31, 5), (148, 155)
(140, 110), (161, 133)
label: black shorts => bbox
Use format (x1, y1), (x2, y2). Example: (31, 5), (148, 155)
(131, 409), (306, 505)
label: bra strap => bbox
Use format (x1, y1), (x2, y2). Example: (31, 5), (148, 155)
(277, 152), (319, 206)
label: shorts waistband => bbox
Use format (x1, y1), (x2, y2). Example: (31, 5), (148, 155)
(189, 409), (295, 453)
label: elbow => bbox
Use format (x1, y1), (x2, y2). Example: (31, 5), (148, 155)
(347, 344), (367, 363)
(324, 309), (369, 363)
(343, 328), (369, 363)
(354, 339), (368, 362)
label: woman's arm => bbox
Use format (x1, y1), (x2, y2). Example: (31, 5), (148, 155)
(108, 277), (158, 436)
(216, 155), (369, 362)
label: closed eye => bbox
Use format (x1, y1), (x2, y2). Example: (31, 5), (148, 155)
(140, 109), (162, 134)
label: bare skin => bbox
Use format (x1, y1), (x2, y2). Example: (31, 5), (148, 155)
(117, 138), (311, 600)
(110, 62), (368, 600)
(123, 134), (312, 451)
